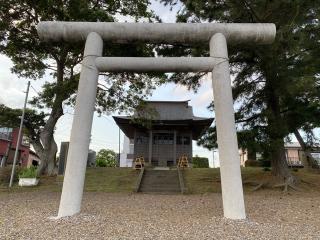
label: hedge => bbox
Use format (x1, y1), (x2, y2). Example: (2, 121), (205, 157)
(192, 156), (209, 168)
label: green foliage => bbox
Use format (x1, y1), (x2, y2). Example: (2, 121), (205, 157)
(192, 156), (209, 168)
(96, 159), (108, 167)
(0, 104), (47, 142)
(19, 166), (37, 178)
(96, 149), (117, 167)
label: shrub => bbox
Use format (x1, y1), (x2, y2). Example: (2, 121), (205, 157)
(95, 149), (117, 167)
(18, 166), (37, 178)
(262, 167), (271, 171)
(96, 158), (107, 167)
(192, 156), (209, 168)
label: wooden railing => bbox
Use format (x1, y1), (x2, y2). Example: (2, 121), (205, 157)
(177, 167), (187, 194)
(134, 167), (145, 193)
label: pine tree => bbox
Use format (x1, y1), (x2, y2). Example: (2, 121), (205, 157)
(160, 0), (320, 186)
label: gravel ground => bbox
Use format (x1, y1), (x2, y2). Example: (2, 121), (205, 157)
(0, 191), (320, 240)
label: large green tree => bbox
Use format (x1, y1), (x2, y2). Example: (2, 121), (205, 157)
(0, 0), (162, 175)
(160, 0), (320, 186)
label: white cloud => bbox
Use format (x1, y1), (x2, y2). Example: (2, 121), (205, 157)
(172, 84), (190, 98)
(0, 54), (52, 109)
(192, 88), (213, 108)
(149, 0), (181, 23)
(190, 75), (213, 108)
(0, 55), (27, 108)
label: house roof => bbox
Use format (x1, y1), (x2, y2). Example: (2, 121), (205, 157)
(284, 142), (320, 150)
(284, 142), (301, 148)
(137, 100), (195, 120)
(113, 100), (213, 139)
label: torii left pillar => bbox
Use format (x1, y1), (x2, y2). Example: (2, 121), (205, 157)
(58, 32), (103, 218)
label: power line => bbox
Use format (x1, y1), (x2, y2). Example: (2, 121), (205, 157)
(30, 84), (40, 95)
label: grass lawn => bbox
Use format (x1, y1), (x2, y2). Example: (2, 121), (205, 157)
(0, 167), (139, 193)
(0, 167), (319, 194)
(183, 167), (320, 194)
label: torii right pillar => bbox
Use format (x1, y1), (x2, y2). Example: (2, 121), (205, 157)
(210, 33), (246, 219)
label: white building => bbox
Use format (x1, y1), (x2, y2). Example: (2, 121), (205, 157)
(210, 150), (220, 168)
(119, 135), (134, 167)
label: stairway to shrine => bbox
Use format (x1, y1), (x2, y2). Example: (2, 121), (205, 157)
(138, 169), (181, 193)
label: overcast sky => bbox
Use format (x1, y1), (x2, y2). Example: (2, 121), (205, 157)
(0, 1), (216, 164)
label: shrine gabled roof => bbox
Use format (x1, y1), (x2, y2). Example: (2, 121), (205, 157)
(112, 100), (213, 139)
(133, 100), (198, 120)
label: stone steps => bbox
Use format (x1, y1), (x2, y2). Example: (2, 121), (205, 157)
(139, 169), (181, 193)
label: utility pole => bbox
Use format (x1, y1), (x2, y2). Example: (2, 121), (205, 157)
(9, 81), (30, 187)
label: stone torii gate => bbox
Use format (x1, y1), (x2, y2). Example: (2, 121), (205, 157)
(37, 22), (276, 219)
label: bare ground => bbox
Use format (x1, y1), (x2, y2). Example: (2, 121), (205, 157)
(0, 191), (320, 240)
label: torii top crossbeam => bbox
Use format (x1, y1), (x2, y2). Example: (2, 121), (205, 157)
(37, 21), (276, 44)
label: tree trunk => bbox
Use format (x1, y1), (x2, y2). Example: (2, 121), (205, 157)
(33, 60), (65, 176)
(264, 69), (296, 183)
(268, 131), (298, 185)
(36, 104), (63, 175)
(33, 132), (59, 176)
(294, 129), (319, 169)
(267, 105), (292, 179)
(270, 138), (290, 178)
